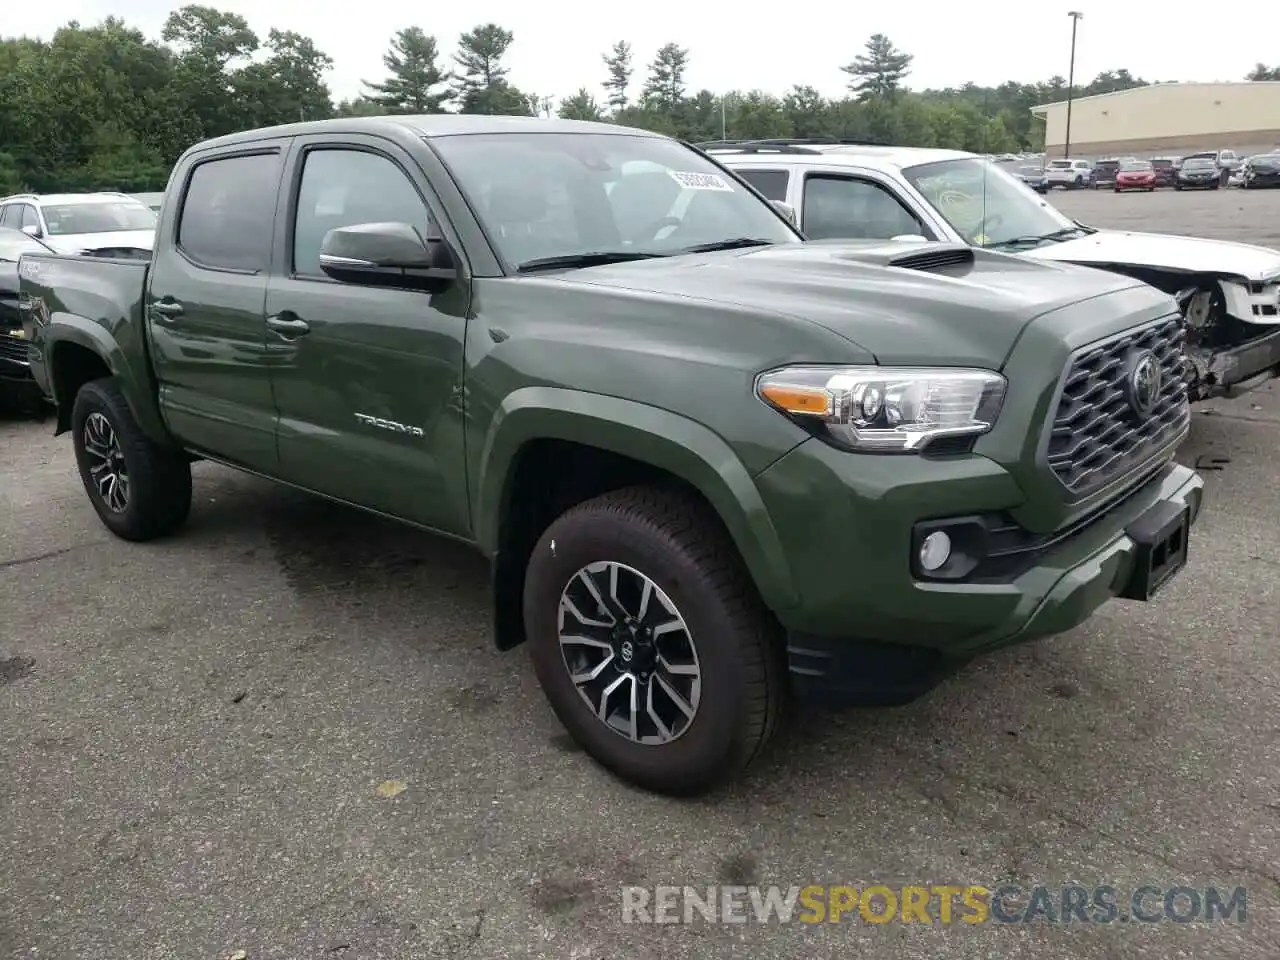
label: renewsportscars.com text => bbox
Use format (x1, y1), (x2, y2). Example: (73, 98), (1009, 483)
(620, 884), (1247, 925)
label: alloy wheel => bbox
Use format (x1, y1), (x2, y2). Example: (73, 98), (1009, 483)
(83, 411), (130, 512)
(557, 561), (702, 744)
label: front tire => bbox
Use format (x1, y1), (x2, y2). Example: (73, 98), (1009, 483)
(523, 486), (786, 795)
(71, 378), (192, 542)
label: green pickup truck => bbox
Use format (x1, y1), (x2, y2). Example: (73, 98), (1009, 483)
(19, 116), (1204, 795)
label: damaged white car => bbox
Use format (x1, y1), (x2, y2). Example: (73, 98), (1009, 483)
(706, 140), (1280, 400)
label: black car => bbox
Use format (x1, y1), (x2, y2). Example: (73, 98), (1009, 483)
(1091, 158), (1121, 189)
(1150, 157), (1178, 187)
(1242, 153), (1280, 189)
(1175, 156), (1220, 190)
(0, 226), (51, 409)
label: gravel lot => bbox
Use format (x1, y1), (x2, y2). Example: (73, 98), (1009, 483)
(4, 188), (1280, 960)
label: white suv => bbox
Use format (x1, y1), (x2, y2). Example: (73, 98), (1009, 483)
(1043, 158), (1093, 189)
(0, 192), (157, 255)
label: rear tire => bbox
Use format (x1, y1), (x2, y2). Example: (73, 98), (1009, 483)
(71, 378), (192, 542)
(523, 486), (786, 795)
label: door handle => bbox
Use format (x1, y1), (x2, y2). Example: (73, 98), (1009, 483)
(150, 300), (183, 320)
(266, 312), (310, 337)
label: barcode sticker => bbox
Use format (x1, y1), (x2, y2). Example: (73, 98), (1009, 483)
(668, 171), (734, 191)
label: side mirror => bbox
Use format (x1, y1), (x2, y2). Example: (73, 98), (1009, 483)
(771, 200), (798, 227)
(21, 224), (42, 239)
(318, 221), (455, 289)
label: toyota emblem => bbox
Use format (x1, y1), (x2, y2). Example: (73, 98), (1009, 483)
(1125, 350), (1162, 419)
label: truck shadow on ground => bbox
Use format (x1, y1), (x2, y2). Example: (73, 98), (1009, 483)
(172, 455), (1224, 823)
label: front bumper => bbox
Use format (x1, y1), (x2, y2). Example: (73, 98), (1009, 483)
(756, 438), (1203, 705)
(1177, 176), (1218, 188)
(0, 337), (42, 407)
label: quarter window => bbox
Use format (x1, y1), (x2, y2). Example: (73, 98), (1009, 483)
(292, 148), (433, 278)
(178, 152), (281, 272)
(0, 205), (17, 229)
(802, 175), (925, 241)
(735, 168), (790, 202)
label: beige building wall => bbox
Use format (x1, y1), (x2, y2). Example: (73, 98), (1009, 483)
(1032, 82), (1280, 158)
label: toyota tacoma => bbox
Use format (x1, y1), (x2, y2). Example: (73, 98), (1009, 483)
(19, 116), (1203, 795)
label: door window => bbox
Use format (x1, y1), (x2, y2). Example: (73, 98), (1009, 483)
(802, 175), (925, 240)
(735, 168), (790, 202)
(177, 152), (282, 272)
(292, 148), (433, 279)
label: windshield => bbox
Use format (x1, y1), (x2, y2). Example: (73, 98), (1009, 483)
(428, 132), (799, 268)
(902, 157), (1077, 248)
(0, 228), (50, 261)
(1048, 160), (1072, 169)
(1182, 157), (1215, 169)
(1121, 162), (1152, 172)
(41, 201), (157, 236)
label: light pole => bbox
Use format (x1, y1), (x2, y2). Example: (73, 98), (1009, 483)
(1064, 11), (1083, 159)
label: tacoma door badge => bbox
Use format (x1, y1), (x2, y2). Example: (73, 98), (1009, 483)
(354, 413), (425, 437)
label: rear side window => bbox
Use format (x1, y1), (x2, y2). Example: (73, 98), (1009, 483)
(0, 205), (17, 229)
(178, 152), (281, 272)
(802, 175), (923, 241)
(292, 148), (433, 278)
(735, 168), (790, 202)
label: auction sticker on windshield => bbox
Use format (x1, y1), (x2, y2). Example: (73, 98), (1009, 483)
(670, 171), (734, 191)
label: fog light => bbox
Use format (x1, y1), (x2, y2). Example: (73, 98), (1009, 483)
(918, 531), (952, 572)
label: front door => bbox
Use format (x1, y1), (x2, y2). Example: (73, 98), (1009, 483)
(263, 136), (471, 536)
(145, 143), (290, 470)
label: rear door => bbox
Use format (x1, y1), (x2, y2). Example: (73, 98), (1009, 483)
(145, 141), (290, 470)
(261, 134), (471, 535)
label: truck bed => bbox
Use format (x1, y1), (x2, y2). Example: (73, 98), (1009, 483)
(19, 252), (153, 408)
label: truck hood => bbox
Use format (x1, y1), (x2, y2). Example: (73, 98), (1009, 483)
(1024, 228), (1280, 283)
(557, 240), (1157, 367)
(44, 230), (156, 256)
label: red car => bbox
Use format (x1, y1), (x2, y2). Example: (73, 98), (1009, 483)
(1115, 161), (1157, 192)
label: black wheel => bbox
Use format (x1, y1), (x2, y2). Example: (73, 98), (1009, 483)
(523, 486), (786, 795)
(71, 378), (192, 541)
(1175, 185), (1183, 191)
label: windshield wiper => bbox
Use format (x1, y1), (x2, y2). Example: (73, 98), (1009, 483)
(676, 237), (777, 254)
(987, 226), (1089, 250)
(516, 251), (668, 273)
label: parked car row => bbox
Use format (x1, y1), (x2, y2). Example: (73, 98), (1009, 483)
(1010, 150), (1280, 193)
(11, 115), (1224, 795)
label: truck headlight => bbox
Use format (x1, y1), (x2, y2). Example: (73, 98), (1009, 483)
(755, 365), (1006, 453)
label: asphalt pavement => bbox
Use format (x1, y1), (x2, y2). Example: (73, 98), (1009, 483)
(4, 187), (1280, 960)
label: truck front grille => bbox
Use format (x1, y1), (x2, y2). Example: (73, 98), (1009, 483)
(0, 336), (30, 365)
(1047, 316), (1188, 498)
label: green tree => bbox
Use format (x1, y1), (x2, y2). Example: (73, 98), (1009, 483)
(641, 42), (689, 113)
(842, 33), (913, 100)
(161, 4), (258, 137)
(452, 23), (529, 115)
(1247, 63), (1280, 81)
(559, 88), (604, 121)
(364, 27), (450, 113)
(602, 41), (633, 111)
(235, 29), (334, 127)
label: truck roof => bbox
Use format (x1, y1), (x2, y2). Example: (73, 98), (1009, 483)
(192, 114), (654, 153)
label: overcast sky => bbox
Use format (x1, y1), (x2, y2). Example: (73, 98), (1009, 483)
(10, 1), (1278, 106)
